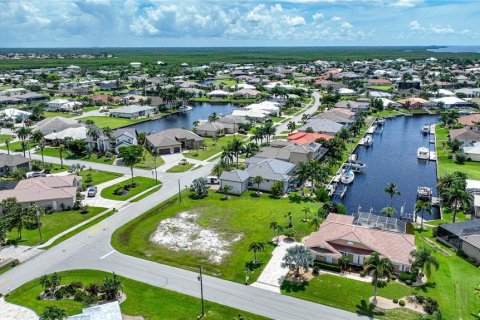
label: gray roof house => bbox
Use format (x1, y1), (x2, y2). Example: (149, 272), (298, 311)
(219, 169), (250, 195)
(35, 117), (82, 135)
(146, 128), (204, 154)
(437, 220), (480, 262)
(298, 118), (344, 135)
(113, 128), (138, 153)
(317, 113), (355, 126)
(110, 105), (155, 119)
(195, 122), (227, 137)
(246, 158), (296, 193)
(0, 154), (32, 177)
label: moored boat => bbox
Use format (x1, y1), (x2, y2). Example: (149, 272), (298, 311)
(417, 147), (430, 160)
(341, 170), (355, 184)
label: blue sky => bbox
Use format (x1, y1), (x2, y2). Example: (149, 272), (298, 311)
(1, 0), (479, 47)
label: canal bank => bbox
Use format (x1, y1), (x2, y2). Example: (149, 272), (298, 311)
(336, 114), (440, 220)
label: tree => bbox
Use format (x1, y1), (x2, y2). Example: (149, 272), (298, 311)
(229, 138), (243, 168)
(340, 255), (350, 272)
(281, 245), (314, 277)
(38, 138), (46, 163)
(414, 200), (432, 230)
(253, 175), (264, 194)
(16, 125), (32, 157)
(3, 197), (36, 240)
(411, 247), (439, 277)
(445, 186), (473, 223)
(40, 306), (67, 320)
(338, 127), (351, 141)
(220, 184), (232, 199)
(384, 183), (401, 207)
(287, 121), (296, 134)
(86, 125), (100, 150)
(243, 142), (258, 158)
(118, 145), (143, 185)
(58, 144), (65, 168)
(31, 130), (44, 144)
(302, 207), (311, 222)
(208, 112), (219, 122)
(190, 177), (209, 198)
(263, 122), (276, 143)
(5, 137), (11, 155)
(296, 162), (309, 197)
(102, 272), (123, 301)
(381, 206), (397, 217)
(364, 252), (393, 305)
(248, 241), (265, 264)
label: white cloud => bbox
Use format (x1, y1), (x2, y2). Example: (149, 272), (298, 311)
(286, 15), (306, 26)
(312, 12), (324, 21)
(430, 24), (454, 34)
(331, 16), (341, 21)
(409, 20), (421, 30)
(341, 21), (353, 29)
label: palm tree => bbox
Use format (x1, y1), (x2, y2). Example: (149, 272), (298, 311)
(208, 112), (219, 122)
(251, 127), (264, 145)
(309, 214), (322, 230)
(31, 130), (44, 144)
(414, 200), (432, 230)
(118, 145), (144, 185)
(40, 306), (67, 320)
(269, 221), (279, 241)
(243, 142), (258, 158)
(38, 138), (46, 163)
(16, 125), (32, 157)
(287, 121), (296, 134)
(411, 247), (439, 277)
(296, 161), (309, 197)
(86, 125), (100, 150)
(364, 252), (393, 305)
(253, 175), (264, 194)
(384, 183), (401, 206)
(340, 255), (350, 273)
(445, 187), (473, 223)
(302, 207), (311, 222)
(58, 144), (65, 168)
(248, 241), (265, 264)
(229, 139), (243, 168)
(338, 127), (351, 141)
(263, 122), (276, 144)
(285, 211), (293, 228)
(5, 137), (11, 155)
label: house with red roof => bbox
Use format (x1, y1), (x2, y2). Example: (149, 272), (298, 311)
(287, 132), (334, 144)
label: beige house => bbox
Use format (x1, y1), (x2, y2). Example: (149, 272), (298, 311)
(0, 176), (82, 212)
(146, 128), (204, 154)
(195, 122), (227, 137)
(0, 154), (31, 177)
(305, 213), (415, 273)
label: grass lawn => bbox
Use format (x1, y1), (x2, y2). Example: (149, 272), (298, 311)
(78, 116), (144, 129)
(435, 124), (480, 180)
(166, 163), (195, 173)
(44, 111), (75, 118)
(0, 141), (37, 153)
(367, 85), (393, 91)
(112, 190), (322, 284)
(371, 110), (403, 118)
(82, 106), (100, 112)
(183, 134), (247, 161)
(6, 270), (267, 320)
(0, 134), (14, 144)
(78, 169), (123, 188)
(134, 148), (165, 170)
(7, 207), (106, 246)
(37, 147), (115, 165)
(212, 79), (237, 87)
(282, 274), (416, 319)
(0, 262), (17, 276)
(100, 176), (159, 201)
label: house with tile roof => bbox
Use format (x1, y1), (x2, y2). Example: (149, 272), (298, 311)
(0, 154), (31, 177)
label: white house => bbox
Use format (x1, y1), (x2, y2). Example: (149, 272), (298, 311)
(430, 97), (473, 109)
(130, 62), (142, 68)
(464, 142), (480, 162)
(338, 88), (356, 96)
(207, 90), (230, 98)
(110, 105), (155, 119)
(0, 108), (31, 121)
(245, 101), (280, 116)
(219, 169), (250, 195)
(46, 99), (82, 111)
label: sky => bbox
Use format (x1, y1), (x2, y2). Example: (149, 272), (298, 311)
(1, 0), (479, 47)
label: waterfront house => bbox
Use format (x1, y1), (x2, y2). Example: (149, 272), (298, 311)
(429, 97), (473, 109)
(0, 108), (32, 122)
(466, 179), (480, 217)
(0, 176), (82, 212)
(245, 101), (280, 116)
(334, 100), (369, 112)
(338, 88), (356, 96)
(305, 213), (415, 273)
(458, 114), (480, 130)
(247, 141), (328, 165)
(436, 219), (480, 262)
(110, 105), (155, 119)
(207, 90), (229, 98)
(113, 128), (138, 153)
(287, 132), (334, 144)
(298, 118), (344, 135)
(44, 126), (88, 145)
(449, 128), (480, 144)
(0, 154), (31, 177)
(46, 99), (82, 112)
(245, 158), (296, 193)
(397, 98), (428, 110)
(233, 88), (261, 99)
(146, 128), (204, 155)
(195, 122), (227, 137)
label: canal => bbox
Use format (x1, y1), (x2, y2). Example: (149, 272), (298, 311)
(126, 101), (237, 134)
(339, 114), (440, 220)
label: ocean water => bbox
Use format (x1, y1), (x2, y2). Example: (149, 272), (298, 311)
(428, 46), (480, 53)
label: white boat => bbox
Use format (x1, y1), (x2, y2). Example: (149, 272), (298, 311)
(341, 170), (355, 184)
(417, 147), (430, 160)
(429, 125), (436, 135)
(345, 159), (367, 171)
(421, 124), (430, 134)
(417, 186), (432, 200)
(364, 135), (373, 146)
(376, 117), (386, 125)
(367, 126), (377, 134)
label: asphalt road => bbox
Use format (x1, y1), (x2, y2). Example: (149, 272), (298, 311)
(0, 93), (368, 319)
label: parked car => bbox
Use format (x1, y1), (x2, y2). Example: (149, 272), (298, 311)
(87, 186), (97, 197)
(26, 171), (46, 179)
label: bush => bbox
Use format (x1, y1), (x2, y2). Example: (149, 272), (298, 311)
(399, 300), (405, 307)
(314, 261), (341, 273)
(79, 205), (89, 214)
(393, 298), (398, 304)
(405, 279), (412, 285)
(390, 275), (397, 281)
(359, 270), (366, 277)
(456, 249), (467, 258)
(85, 173), (92, 184)
(312, 266), (320, 276)
(105, 151), (113, 159)
(69, 281), (83, 289)
(423, 297), (439, 314)
(413, 293), (425, 304)
(54, 287), (69, 300)
(454, 151), (467, 164)
(113, 186), (125, 195)
(399, 272), (417, 283)
(315, 188), (329, 202)
(334, 203), (346, 214)
(74, 289), (89, 302)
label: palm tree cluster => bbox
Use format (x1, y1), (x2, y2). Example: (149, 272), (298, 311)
(251, 122), (276, 145)
(158, 86), (193, 109)
(281, 245), (314, 277)
(411, 247), (439, 277)
(440, 109), (460, 128)
(296, 160), (331, 197)
(437, 172), (473, 223)
(0, 198), (43, 243)
(218, 139), (259, 170)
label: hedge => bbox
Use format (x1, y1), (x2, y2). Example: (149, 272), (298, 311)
(314, 261), (341, 273)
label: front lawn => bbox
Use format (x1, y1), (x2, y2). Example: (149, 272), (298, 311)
(282, 274), (416, 319)
(112, 190), (322, 284)
(37, 147), (115, 165)
(44, 111), (75, 118)
(0, 141), (37, 153)
(183, 134), (247, 161)
(78, 116), (144, 129)
(77, 169), (123, 188)
(7, 207), (106, 246)
(6, 270), (267, 320)
(0, 134), (14, 144)
(133, 148), (165, 170)
(166, 163), (195, 173)
(100, 176), (159, 201)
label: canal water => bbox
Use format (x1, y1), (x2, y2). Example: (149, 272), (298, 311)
(339, 114), (440, 220)
(126, 101), (237, 134)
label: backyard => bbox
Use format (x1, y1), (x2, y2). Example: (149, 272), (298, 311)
(112, 190), (321, 283)
(435, 124), (480, 180)
(7, 207), (106, 246)
(183, 134), (247, 161)
(100, 176), (159, 201)
(6, 269), (266, 320)
(77, 116), (145, 129)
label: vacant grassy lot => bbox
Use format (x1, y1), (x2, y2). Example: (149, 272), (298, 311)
(78, 116), (144, 129)
(77, 169), (123, 187)
(435, 124), (480, 179)
(101, 176), (159, 201)
(37, 147), (115, 165)
(166, 163), (195, 173)
(7, 270), (267, 320)
(183, 134), (247, 161)
(7, 207), (106, 246)
(112, 190), (322, 283)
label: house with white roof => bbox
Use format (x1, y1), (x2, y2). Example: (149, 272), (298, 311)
(338, 88), (356, 96)
(46, 99), (83, 112)
(245, 101), (280, 116)
(44, 126), (88, 144)
(430, 97), (473, 109)
(110, 105), (155, 119)
(207, 90), (230, 98)
(0, 108), (31, 121)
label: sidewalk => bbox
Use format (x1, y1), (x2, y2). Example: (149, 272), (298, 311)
(0, 298), (38, 320)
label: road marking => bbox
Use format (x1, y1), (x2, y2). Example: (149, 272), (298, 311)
(100, 250), (116, 260)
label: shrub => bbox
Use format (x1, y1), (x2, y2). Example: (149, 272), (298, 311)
(390, 275), (397, 281)
(335, 203), (346, 214)
(113, 186), (125, 196)
(423, 297), (439, 314)
(283, 228), (296, 239)
(456, 249), (467, 258)
(69, 281), (83, 289)
(74, 290), (88, 302)
(105, 151), (113, 159)
(314, 262), (341, 273)
(85, 173), (92, 183)
(399, 300), (405, 307)
(393, 298), (398, 304)
(405, 279), (412, 285)
(79, 205), (89, 214)
(399, 272), (417, 283)
(359, 270), (366, 277)
(54, 287), (68, 300)
(312, 266), (320, 276)
(315, 188), (329, 202)
(454, 151), (467, 164)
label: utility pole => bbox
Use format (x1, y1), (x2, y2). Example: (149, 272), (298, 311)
(36, 209), (43, 243)
(178, 178), (182, 202)
(197, 266), (205, 318)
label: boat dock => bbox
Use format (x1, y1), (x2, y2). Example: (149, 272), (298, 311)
(429, 124), (436, 135)
(429, 151), (437, 161)
(366, 125), (377, 134)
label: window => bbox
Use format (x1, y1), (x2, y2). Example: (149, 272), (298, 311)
(326, 256), (333, 264)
